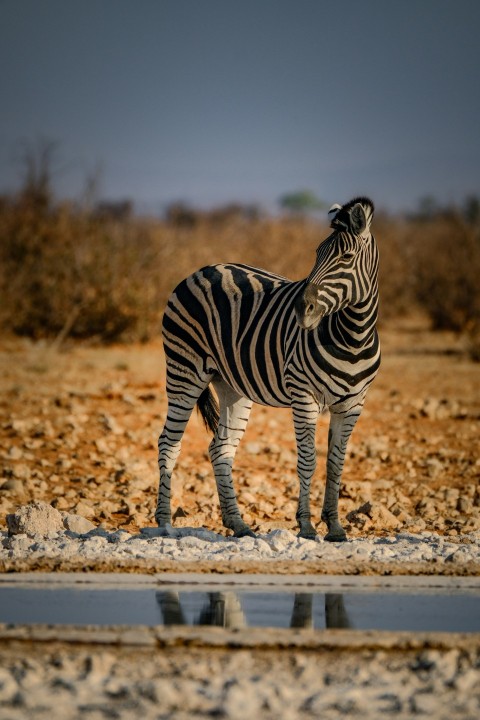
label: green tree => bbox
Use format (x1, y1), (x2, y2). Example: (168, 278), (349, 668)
(278, 189), (326, 215)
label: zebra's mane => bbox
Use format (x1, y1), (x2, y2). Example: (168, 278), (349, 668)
(342, 196), (375, 214)
(330, 196), (374, 232)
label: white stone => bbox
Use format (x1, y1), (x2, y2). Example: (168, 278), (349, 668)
(62, 512), (96, 534)
(6, 501), (64, 538)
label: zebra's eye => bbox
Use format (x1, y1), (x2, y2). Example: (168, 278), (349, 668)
(342, 252), (355, 260)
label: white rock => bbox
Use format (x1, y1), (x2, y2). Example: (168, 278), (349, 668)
(11, 464), (32, 480)
(79, 536), (108, 554)
(108, 530), (131, 543)
(0, 667), (19, 703)
(73, 501), (96, 519)
(410, 691), (438, 714)
(6, 501), (64, 538)
(222, 679), (263, 719)
(266, 529), (296, 551)
(455, 668), (480, 693)
(1, 478), (26, 493)
(5, 534), (35, 554)
(62, 512), (96, 534)
(245, 441), (262, 455)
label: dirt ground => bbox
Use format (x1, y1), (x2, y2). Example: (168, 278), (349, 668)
(1, 320), (480, 720)
(1, 314), (479, 540)
(1, 636), (479, 720)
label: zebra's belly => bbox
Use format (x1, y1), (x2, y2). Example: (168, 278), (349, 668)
(208, 351), (293, 408)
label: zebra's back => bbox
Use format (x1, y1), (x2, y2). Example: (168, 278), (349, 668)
(163, 263), (303, 406)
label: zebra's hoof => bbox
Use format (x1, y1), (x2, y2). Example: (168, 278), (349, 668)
(234, 526), (256, 538)
(298, 528), (317, 540)
(155, 518), (171, 529)
(324, 529), (348, 542)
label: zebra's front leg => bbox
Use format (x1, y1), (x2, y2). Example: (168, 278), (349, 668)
(322, 409), (360, 541)
(292, 397), (319, 540)
(209, 381), (254, 538)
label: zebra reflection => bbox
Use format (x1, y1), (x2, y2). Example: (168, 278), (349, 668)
(158, 591), (246, 629)
(156, 591), (351, 629)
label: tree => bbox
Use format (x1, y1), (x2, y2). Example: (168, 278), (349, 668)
(15, 136), (59, 210)
(463, 195), (480, 226)
(278, 189), (326, 216)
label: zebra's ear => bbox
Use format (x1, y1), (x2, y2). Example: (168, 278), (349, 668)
(349, 203), (367, 235)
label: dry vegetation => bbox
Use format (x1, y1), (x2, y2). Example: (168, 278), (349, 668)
(1, 185), (479, 354)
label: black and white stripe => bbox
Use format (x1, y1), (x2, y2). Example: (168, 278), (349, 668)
(156, 197), (380, 540)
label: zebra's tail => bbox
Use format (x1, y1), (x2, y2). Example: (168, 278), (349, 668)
(197, 386), (219, 434)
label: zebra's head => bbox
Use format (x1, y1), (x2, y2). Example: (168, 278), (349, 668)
(295, 197), (377, 330)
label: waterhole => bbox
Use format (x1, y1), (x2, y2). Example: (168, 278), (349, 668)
(0, 580), (479, 633)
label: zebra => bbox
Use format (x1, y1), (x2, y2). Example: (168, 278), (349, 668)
(156, 196), (380, 541)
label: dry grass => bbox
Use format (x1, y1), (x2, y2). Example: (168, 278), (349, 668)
(0, 196), (479, 354)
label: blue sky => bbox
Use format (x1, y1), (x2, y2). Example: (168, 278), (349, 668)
(1, 0), (479, 213)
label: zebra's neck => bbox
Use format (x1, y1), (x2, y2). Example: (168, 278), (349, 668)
(318, 293), (379, 356)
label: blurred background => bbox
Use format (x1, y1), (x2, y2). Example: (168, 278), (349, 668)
(0, 0), (479, 354)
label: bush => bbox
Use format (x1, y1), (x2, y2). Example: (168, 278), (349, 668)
(374, 213), (416, 323)
(0, 197), (327, 342)
(409, 213), (480, 332)
(0, 191), (479, 355)
(0, 200), (164, 341)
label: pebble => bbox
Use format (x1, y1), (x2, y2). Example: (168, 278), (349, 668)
(1, 478), (26, 493)
(0, 644), (478, 720)
(2, 522), (480, 566)
(457, 497), (472, 513)
(245, 441), (263, 455)
(62, 513), (96, 534)
(73, 500), (95, 519)
(108, 529), (131, 543)
(6, 446), (23, 460)
(2, 501), (480, 568)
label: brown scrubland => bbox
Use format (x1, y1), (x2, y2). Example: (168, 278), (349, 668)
(0, 188), (479, 538)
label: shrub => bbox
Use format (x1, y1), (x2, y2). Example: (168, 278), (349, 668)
(409, 213), (480, 333)
(0, 191), (479, 355)
(0, 197), (327, 343)
(0, 201), (164, 341)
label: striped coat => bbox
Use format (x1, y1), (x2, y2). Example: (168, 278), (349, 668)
(156, 197), (380, 540)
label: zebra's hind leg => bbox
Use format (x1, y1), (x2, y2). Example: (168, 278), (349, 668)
(322, 409), (360, 542)
(209, 379), (254, 538)
(156, 375), (211, 528)
(292, 396), (319, 540)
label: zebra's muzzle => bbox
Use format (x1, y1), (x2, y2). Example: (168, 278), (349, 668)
(295, 283), (325, 330)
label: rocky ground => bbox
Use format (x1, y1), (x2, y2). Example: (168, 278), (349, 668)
(0, 315), (479, 543)
(1, 318), (480, 719)
(1, 500), (480, 574)
(0, 639), (479, 720)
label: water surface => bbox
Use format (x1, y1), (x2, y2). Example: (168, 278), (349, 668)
(0, 586), (478, 633)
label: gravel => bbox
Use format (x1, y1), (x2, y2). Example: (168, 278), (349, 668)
(1, 501), (480, 719)
(2, 502), (480, 574)
(0, 641), (479, 719)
